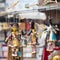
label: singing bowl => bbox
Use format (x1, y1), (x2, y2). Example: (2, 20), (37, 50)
(52, 55), (60, 60)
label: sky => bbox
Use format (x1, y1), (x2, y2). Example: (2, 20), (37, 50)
(6, 0), (38, 12)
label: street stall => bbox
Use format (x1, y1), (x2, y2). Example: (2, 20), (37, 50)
(0, 0), (60, 60)
(2, 11), (46, 60)
(0, 10), (60, 60)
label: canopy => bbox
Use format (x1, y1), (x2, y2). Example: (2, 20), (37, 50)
(19, 12), (47, 20)
(0, 11), (47, 20)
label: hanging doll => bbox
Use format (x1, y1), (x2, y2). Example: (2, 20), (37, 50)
(11, 24), (20, 47)
(5, 23), (20, 47)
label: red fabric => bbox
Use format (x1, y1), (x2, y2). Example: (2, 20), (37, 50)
(43, 48), (51, 60)
(26, 22), (30, 30)
(43, 48), (60, 60)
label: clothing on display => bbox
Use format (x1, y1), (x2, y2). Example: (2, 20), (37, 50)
(49, 31), (57, 41)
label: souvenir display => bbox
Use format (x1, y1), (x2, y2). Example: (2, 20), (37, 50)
(0, 17), (60, 60)
(41, 18), (60, 60)
(3, 21), (60, 60)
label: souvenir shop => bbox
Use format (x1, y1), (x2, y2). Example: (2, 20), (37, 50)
(0, 6), (60, 60)
(0, 11), (44, 60)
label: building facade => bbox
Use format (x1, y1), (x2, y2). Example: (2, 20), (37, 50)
(38, 0), (60, 24)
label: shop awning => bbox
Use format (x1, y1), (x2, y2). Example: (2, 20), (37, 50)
(38, 3), (60, 11)
(19, 12), (46, 20)
(0, 11), (47, 20)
